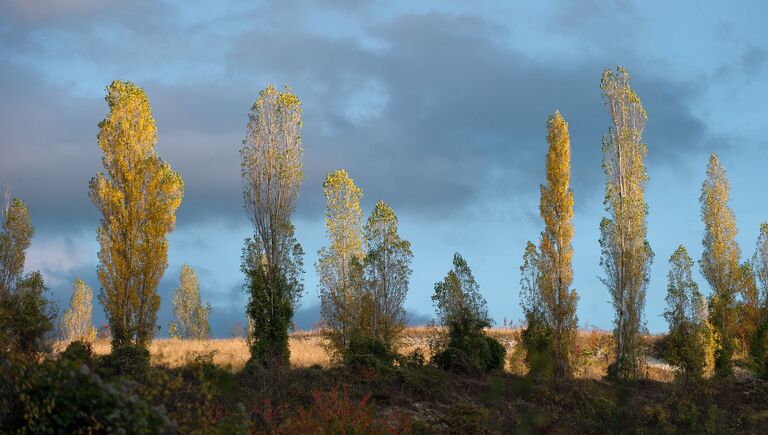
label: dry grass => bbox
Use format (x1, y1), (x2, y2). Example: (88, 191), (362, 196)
(58, 327), (675, 380)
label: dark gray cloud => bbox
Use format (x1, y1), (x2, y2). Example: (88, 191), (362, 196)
(0, 2), (723, 231)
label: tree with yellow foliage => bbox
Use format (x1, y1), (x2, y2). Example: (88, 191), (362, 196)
(699, 153), (740, 375)
(751, 223), (768, 374)
(62, 278), (97, 343)
(168, 265), (211, 340)
(240, 85), (304, 366)
(538, 111), (579, 377)
(89, 80), (184, 348)
(0, 194), (34, 301)
(317, 169), (364, 360)
(346, 201), (412, 364)
(598, 67), (653, 380)
(664, 245), (712, 378)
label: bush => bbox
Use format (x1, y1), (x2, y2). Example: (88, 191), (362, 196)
(0, 354), (176, 433)
(345, 337), (398, 370)
(432, 331), (506, 374)
(99, 344), (151, 377)
(61, 340), (94, 366)
(252, 385), (411, 434)
(431, 253), (504, 374)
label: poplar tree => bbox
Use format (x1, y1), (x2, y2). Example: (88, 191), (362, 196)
(89, 80), (184, 348)
(348, 201), (412, 362)
(0, 195), (34, 301)
(63, 278), (97, 343)
(699, 154), (740, 375)
(664, 245), (712, 378)
(598, 67), (653, 380)
(317, 169), (364, 360)
(240, 84), (305, 366)
(538, 111), (578, 377)
(751, 223), (768, 373)
(168, 265), (211, 340)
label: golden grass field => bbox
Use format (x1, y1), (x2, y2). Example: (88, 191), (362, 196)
(64, 327), (673, 381)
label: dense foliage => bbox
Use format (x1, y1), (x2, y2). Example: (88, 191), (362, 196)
(431, 253), (505, 373)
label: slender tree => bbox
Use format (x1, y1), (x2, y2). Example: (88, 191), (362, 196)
(664, 245), (711, 378)
(168, 265), (211, 340)
(89, 80), (184, 348)
(317, 169), (364, 359)
(348, 201), (412, 360)
(751, 223), (768, 373)
(240, 84), (305, 366)
(519, 241), (553, 376)
(0, 195), (34, 301)
(699, 153), (740, 375)
(62, 278), (97, 343)
(737, 261), (761, 355)
(538, 111), (578, 377)
(598, 67), (653, 380)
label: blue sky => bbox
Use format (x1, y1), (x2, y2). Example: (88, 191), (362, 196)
(1, 0), (767, 336)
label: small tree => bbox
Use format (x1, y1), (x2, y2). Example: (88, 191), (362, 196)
(168, 265), (211, 340)
(345, 201), (412, 365)
(431, 253), (505, 373)
(519, 241), (553, 376)
(663, 245), (712, 378)
(62, 278), (97, 343)
(0, 271), (57, 356)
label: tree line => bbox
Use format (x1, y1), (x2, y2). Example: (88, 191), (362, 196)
(1, 67), (767, 382)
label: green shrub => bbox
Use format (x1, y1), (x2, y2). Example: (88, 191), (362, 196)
(345, 337), (398, 370)
(99, 343), (151, 377)
(431, 253), (504, 374)
(61, 340), (94, 366)
(0, 354), (176, 433)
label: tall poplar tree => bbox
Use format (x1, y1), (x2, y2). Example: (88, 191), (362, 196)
(538, 111), (578, 377)
(751, 223), (768, 373)
(240, 85), (304, 366)
(700, 153), (741, 375)
(90, 80), (184, 348)
(0, 195), (34, 301)
(63, 278), (97, 343)
(598, 67), (653, 380)
(317, 169), (364, 360)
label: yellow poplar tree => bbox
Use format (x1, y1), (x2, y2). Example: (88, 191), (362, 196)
(89, 80), (184, 348)
(538, 111), (578, 377)
(0, 195), (34, 300)
(316, 169), (364, 359)
(598, 67), (653, 380)
(700, 153), (740, 375)
(63, 278), (97, 343)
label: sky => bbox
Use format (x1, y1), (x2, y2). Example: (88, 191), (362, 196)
(1, 0), (767, 336)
